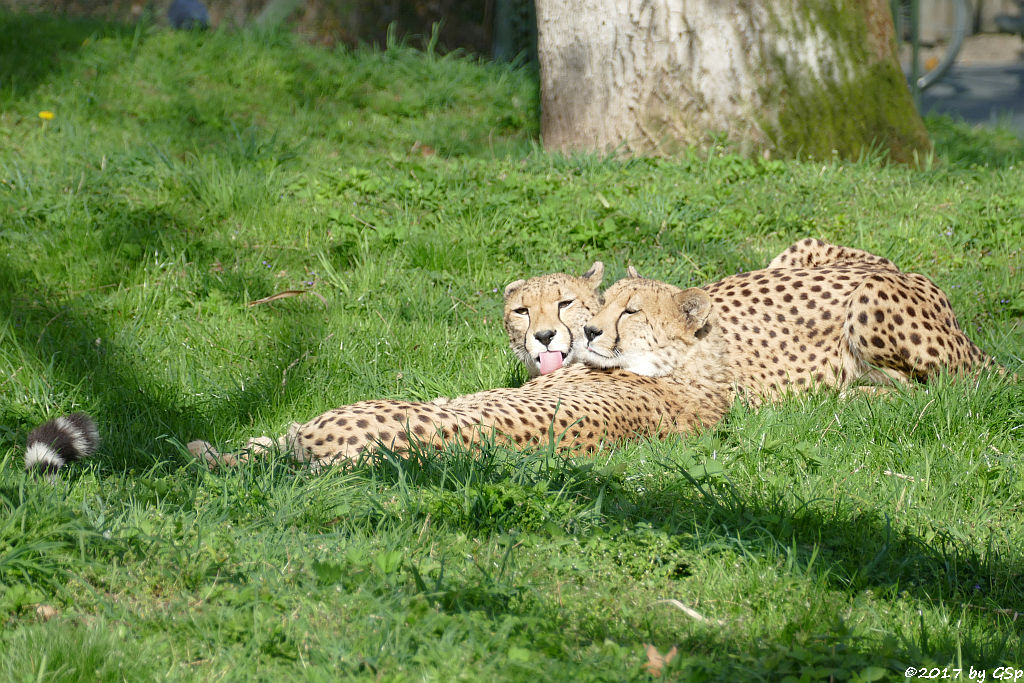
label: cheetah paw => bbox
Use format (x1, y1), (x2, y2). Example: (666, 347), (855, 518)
(187, 439), (250, 468)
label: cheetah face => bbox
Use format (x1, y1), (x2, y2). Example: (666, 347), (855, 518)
(503, 262), (604, 377)
(580, 276), (712, 378)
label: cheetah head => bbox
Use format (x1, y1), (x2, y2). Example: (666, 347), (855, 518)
(580, 274), (713, 378)
(503, 262), (604, 377)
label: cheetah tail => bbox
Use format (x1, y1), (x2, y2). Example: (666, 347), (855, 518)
(24, 412), (100, 475)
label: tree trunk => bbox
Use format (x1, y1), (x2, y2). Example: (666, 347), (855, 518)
(535, 0), (931, 162)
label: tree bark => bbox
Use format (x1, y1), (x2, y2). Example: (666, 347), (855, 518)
(535, 0), (931, 162)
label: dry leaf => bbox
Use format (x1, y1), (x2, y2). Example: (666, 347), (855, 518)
(35, 604), (59, 620)
(643, 643), (677, 676)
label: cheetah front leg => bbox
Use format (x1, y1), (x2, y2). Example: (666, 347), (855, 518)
(187, 422), (306, 469)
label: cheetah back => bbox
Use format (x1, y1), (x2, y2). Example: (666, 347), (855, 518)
(767, 238), (900, 272)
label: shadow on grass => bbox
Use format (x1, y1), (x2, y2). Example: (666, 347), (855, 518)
(0, 10), (135, 103)
(0, 204), (324, 472)
(355, 437), (1023, 668)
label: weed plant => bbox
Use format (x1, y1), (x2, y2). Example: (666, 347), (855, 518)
(1, 11), (1022, 680)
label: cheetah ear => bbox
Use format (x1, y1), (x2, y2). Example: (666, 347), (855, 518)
(581, 261), (604, 288)
(674, 288), (712, 330)
(626, 265), (640, 278)
(503, 279), (526, 299)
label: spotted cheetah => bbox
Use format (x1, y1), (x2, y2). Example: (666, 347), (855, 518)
(424, 262), (604, 408)
(283, 356), (728, 468)
(188, 264), (644, 468)
(597, 251), (995, 403)
(499, 241), (893, 380)
(276, 277), (731, 467)
(190, 314), (729, 469)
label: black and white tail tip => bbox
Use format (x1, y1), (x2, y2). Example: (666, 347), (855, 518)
(24, 413), (100, 475)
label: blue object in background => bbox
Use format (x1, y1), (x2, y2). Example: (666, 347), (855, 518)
(168, 0), (210, 29)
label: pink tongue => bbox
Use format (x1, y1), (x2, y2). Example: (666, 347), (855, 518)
(539, 351), (564, 374)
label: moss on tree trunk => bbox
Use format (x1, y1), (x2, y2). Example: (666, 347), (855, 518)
(536, 0), (931, 163)
(762, 0), (930, 162)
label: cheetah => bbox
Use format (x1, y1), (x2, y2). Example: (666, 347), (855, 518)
(188, 264), (644, 468)
(425, 261), (604, 408)
(283, 353), (729, 469)
(503, 261), (604, 376)
(271, 278), (733, 468)
(601, 248), (995, 403)
(190, 299), (730, 468)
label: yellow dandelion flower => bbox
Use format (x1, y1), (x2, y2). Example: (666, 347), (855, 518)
(38, 111), (55, 121)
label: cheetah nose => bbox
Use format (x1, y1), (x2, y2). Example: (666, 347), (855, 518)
(584, 325), (602, 342)
(534, 329), (556, 346)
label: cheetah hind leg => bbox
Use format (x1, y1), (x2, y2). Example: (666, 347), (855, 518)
(839, 284), (920, 389)
(840, 272), (991, 388)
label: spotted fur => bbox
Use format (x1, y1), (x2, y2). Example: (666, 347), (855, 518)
(607, 241), (995, 402)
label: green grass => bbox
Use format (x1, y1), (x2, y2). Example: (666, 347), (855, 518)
(1, 11), (1023, 680)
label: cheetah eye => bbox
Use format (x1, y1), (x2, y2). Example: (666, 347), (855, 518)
(557, 299), (575, 310)
(623, 308), (639, 315)
(513, 307), (529, 316)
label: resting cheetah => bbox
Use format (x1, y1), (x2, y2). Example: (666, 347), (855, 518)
(500, 240), (896, 381)
(591, 250), (994, 403)
(503, 261), (604, 376)
(188, 264), (679, 468)
(273, 276), (734, 468)
(423, 262), (604, 408)
(191, 340), (729, 470)
(192, 242), (997, 469)
(282, 356), (728, 468)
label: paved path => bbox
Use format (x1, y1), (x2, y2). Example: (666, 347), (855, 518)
(921, 63), (1024, 133)
(918, 33), (1024, 133)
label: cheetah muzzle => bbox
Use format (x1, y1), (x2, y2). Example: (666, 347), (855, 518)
(503, 262), (604, 376)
